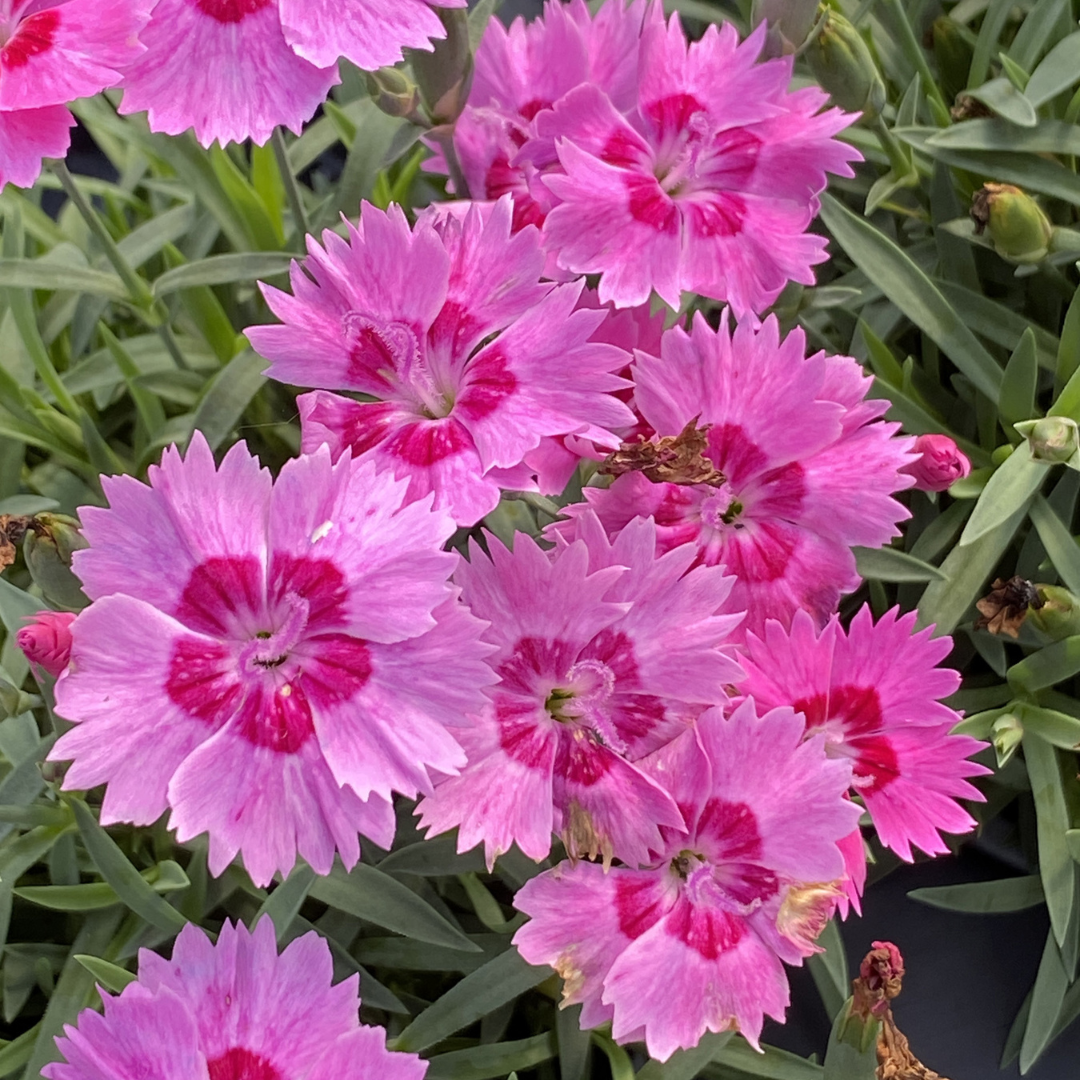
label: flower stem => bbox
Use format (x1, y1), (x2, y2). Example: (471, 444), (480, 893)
(272, 127), (310, 248)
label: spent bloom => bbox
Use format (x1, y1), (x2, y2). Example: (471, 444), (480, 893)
(431, 0), (658, 231)
(18, 610), (75, 678)
(532, 14), (860, 313)
(419, 513), (744, 868)
(901, 433), (971, 492)
(557, 314), (915, 640)
(51, 434), (493, 886)
(513, 702), (860, 1059)
(46, 919), (427, 1080)
(0, 0), (152, 188)
(740, 605), (990, 863)
(248, 198), (635, 527)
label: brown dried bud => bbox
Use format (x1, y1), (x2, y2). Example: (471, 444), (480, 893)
(0, 515), (32, 573)
(975, 576), (1043, 638)
(600, 418), (725, 487)
(950, 93), (993, 121)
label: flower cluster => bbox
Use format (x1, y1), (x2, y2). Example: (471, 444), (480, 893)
(0, 0), (462, 187)
(16, 0), (993, 1067)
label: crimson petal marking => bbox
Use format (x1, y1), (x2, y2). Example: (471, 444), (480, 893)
(615, 873), (673, 940)
(193, 0), (273, 23)
(208, 1048), (281, 1080)
(383, 416), (472, 467)
(664, 894), (744, 959)
(269, 553), (348, 633)
(1, 9), (59, 68)
(175, 555), (264, 638)
(166, 636), (242, 728)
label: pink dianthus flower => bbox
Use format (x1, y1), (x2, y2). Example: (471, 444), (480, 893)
(50, 433), (493, 886)
(46, 919), (427, 1080)
(740, 605), (990, 863)
(556, 313), (915, 640)
(419, 513), (744, 868)
(0, 0), (152, 187)
(513, 702), (860, 1059)
(531, 15), (860, 313)
(118, 0), (339, 147)
(430, 0), (658, 231)
(248, 198), (635, 527)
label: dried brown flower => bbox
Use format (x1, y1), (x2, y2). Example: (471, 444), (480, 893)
(599, 418), (724, 487)
(0, 516), (32, 573)
(975, 575), (1043, 638)
(950, 93), (993, 121)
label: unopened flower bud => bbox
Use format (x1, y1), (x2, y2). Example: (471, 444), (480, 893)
(971, 183), (1053, 265)
(365, 67), (422, 121)
(805, 8), (886, 121)
(752, 0), (819, 54)
(931, 17), (975, 105)
(1028, 585), (1080, 640)
(992, 713), (1023, 767)
(23, 513), (89, 611)
(901, 433), (971, 491)
(1015, 416), (1080, 466)
(16, 610), (75, 679)
(410, 10), (473, 126)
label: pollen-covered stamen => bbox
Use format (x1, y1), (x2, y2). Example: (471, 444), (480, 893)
(342, 310), (453, 419)
(241, 593), (310, 674)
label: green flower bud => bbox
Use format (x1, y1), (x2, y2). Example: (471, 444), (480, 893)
(992, 713), (1023, 767)
(1028, 585), (1080, 640)
(752, 0), (820, 54)
(805, 8), (886, 121)
(411, 10), (474, 126)
(931, 17), (976, 105)
(971, 183), (1053, 265)
(24, 513), (89, 611)
(1014, 416), (1080, 466)
(365, 67), (422, 121)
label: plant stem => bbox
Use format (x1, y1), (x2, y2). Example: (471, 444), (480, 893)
(879, 0), (951, 125)
(271, 127), (310, 248)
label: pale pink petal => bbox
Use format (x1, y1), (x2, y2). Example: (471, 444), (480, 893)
(307, 1026), (429, 1080)
(0, 104), (72, 189)
(119, 0), (338, 147)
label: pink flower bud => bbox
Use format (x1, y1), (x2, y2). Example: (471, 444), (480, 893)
(17, 611), (75, 678)
(902, 434), (971, 491)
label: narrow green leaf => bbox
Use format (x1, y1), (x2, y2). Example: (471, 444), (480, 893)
(1016, 702), (1080, 749)
(1026, 30), (1080, 105)
(308, 861), (480, 953)
(969, 0), (1014, 87)
(1055, 281), (1080, 391)
(636, 1033), (733, 1080)
(73, 955), (137, 994)
(1000, 329), (1039, 429)
(820, 194), (1002, 404)
(393, 948), (549, 1053)
(966, 77), (1038, 125)
(209, 145), (283, 250)
(853, 545), (946, 582)
(71, 799), (187, 935)
(189, 348), (266, 453)
(556, 1003), (591, 1080)
(152, 253), (291, 297)
(1020, 932), (1070, 1072)
(426, 1034), (558, 1080)
(1029, 495), (1080, 596)
(0, 1025), (38, 1079)
(1065, 829), (1080, 862)
(918, 498), (1033, 635)
(354, 935), (498, 974)
(379, 836), (487, 876)
(15, 859), (189, 912)
(807, 918), (848, 1021)
(1024, 734), (1078, 948)
(1009, 637), (1080, 693)
(909, 874), (1044, 913)
(0, 261), (126, 301)
(959, 449), (1047, 546)
(705, 1038), (825, 1079)
(255, 863), (316, 942)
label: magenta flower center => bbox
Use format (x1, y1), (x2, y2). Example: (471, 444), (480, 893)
(650, 97), (714, 197)
(343, 311), (455, 419)
(208, 1047), (280, 1080)
(0, 7), (57, 65)
(165, 555), (373, 755)
(192, 0), (273, 24)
